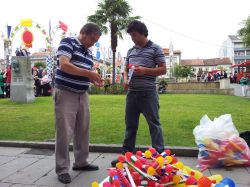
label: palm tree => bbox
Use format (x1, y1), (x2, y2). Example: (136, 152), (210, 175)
(88, 0), (139, 84)
(238, 16), (250, 47)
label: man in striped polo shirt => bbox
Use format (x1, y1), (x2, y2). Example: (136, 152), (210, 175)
(112, 20), (166, 166)
(54, 23), (103, 184)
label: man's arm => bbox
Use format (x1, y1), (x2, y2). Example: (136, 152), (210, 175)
(59, 55), (101, 83)
(124, 65), (129, 83)
(133, 62), (166, 76)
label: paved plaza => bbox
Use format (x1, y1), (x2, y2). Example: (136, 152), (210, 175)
(0, 147), (249, 187)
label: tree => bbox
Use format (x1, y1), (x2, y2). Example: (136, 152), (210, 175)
(238, 16), (250, 47)
(174, 65), (193, 81)
(88, 0), (139, 84)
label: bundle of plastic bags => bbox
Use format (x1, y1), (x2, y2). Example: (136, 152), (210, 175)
(193, 114), (250, 170)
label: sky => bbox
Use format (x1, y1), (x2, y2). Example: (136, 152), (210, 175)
(0, 0), (249, 60)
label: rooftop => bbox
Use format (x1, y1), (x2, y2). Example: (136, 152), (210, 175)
(181, 58), (232, 66)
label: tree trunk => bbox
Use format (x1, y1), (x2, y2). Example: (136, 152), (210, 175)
(112, 50), (116, 84)
(111, 22), (118, 84)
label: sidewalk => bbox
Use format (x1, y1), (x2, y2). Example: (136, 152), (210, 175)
(0, 147), (249, 187)
(229, 83), (250, 97)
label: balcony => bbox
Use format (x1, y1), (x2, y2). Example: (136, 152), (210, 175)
(234, 48), (245, 51)
(234, 56), (247, 60)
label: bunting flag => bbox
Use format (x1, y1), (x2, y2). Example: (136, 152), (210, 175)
(95, 42), (101, 60)
(49, 19), (51, 38)
(20, 19), (32, 27)
(59, 21), (68, 32)
(7, 25), (11, 39)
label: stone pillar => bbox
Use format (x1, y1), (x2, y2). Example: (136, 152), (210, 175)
(10, 56), (35, 103)
(220, 78), (230, 89)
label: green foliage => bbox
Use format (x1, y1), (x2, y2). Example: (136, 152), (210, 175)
(175, 65), (194, 80)
(87, 0), (139, 84)
(34, 62), (46, 68)
(89, 84), (125, 94)
(238, 15), (250, 47)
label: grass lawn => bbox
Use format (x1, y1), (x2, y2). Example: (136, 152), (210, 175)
(0, 94), (249, 147)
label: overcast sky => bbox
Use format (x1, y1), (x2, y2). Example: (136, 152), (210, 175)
(0, 0), (249, 59)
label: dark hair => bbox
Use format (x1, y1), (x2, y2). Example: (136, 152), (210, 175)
(80, 22), (101, 35)
(127, 20), (148, 37)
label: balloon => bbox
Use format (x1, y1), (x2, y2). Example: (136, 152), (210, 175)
(144, 150), (152, 158)
(147, 166), (155, 175)
(91, 181), (99, 187)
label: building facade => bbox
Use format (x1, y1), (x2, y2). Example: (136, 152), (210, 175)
(181, 58), (232, 75)
(220, 35), (250, 66)
(163, 48), (181, 78)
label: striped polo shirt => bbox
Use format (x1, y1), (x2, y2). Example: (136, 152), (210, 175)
(126, 40), (166, 91)
(55, 37), (93, 93)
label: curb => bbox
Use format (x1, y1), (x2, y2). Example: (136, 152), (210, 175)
(0, 140), (198, 157)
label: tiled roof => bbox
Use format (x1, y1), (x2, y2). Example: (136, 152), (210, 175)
(181, 58), (231, 66)
(228, 35), (241, 41)
(181, 59), (204, 66)
(163, 48), (181, 55)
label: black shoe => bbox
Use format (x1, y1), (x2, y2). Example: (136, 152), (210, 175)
(72, 164), (99, 171)
(58, 173), (71, 184)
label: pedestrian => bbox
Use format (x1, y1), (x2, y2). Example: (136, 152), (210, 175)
(33, 70), (41, 97)
(239, 73), (249, 97)
(104, 75), (111, 93)
(111, 20), (166, 167)
(233, 71), (237, 83)
(37, 66), (43, 78)
(229, 73), (234, 83)
(0, 70), (5, 98)
(120, 72), (124, 84)
(223, 71), (227, 79)
(4, 66), (11, 98)
(54, 22), (103, 184)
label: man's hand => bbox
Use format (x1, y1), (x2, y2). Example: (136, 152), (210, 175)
(134, 66), (147, 76)
(87, 71), (102, 83)
(123, 80), (129, 91)
(93, 79), (104, 87)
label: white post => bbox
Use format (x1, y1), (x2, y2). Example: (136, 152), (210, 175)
(101, 47), (106, 79)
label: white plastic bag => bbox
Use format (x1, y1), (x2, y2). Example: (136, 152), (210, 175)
(193, 114), (239, 145)
(193, 114), (250, 169)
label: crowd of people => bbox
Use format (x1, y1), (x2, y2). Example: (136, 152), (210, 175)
(0, 66), (11, 98)
(0, 65), (52, 98)
(32, 66), (52, 97)
(197, 70), (228, 82)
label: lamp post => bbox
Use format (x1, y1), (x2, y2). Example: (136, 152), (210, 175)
(4, 39), (12, 67)
(101, 47), (106, 79)
(169, 40), (174, 79)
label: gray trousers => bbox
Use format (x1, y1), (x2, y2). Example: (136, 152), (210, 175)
(54, 88), (90, 175)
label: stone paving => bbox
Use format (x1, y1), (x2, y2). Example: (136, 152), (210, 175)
(0, 147), (249, 187)
(229, 83), (250, 97)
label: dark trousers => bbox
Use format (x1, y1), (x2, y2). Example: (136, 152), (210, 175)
(0, 86), (4, 98)
(5, 84), (10, 98)
(122, 90), (164, 153)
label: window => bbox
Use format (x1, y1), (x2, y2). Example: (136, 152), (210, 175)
(234, 42), (244, 48)
(234, 51), (245, 56)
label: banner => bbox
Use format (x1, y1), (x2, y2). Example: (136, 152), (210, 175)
(7, 25), (12, 39)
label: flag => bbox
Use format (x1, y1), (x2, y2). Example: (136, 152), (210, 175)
(7, 25), (11, 39)
(49, 19), (51, 38)
(20, 19), (32, 27)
